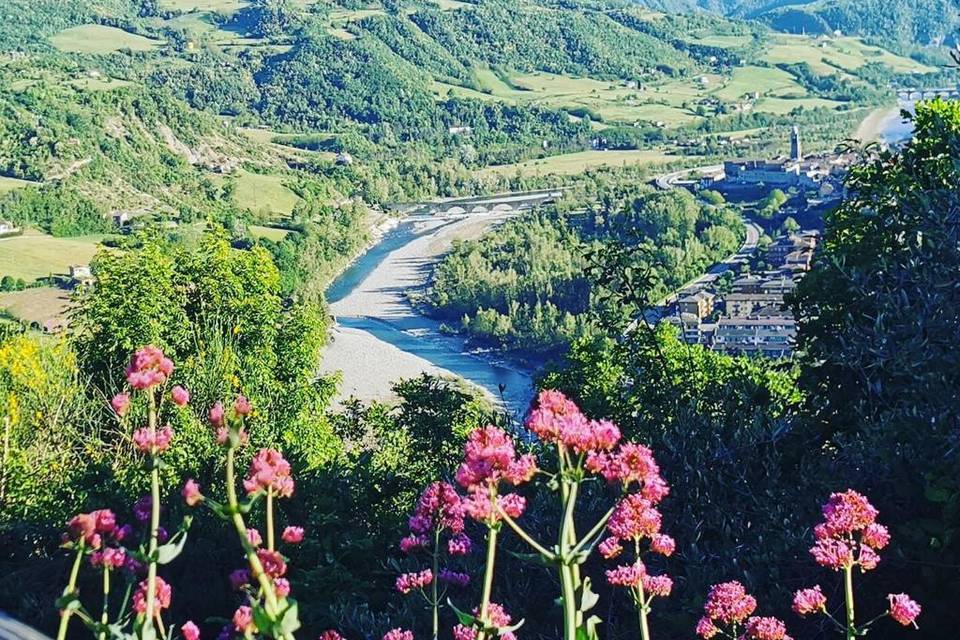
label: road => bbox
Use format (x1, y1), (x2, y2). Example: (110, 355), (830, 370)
(650, 165), (761, 311)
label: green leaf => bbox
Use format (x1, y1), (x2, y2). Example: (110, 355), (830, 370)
(252, 604), (275, 637)
(156, 530), (189, 564)
(447, 599), (476, 627)
(577, 577), (600, 614)
(55, 594), (82, 612)
(279, 599), (301, 635)
(498, 618), (526, 634)
(507, 549), (556, 567)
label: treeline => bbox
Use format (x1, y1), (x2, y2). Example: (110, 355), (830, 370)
(427, 186), (743, 355)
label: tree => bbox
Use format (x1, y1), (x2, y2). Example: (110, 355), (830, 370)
(792, 98), (960, 630)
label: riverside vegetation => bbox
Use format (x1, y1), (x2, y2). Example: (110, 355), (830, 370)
(2, 100), (960, 638)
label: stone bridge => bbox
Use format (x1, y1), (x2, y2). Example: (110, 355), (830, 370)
(896, 86), (960, 101)
(397, 189), (565, 219)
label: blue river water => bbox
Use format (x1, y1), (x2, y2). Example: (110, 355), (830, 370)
(325, 220), (535, 415)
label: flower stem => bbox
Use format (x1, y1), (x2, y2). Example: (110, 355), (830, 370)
(56, 544), (85, 640)
(266, 488), (275, 552)
(99, 567), (111, 640)
(571, 504), (617, 556)
(558, 478), (580, 640)
(844, 565), (856, 640)
(496, 506), (556, 561)
(432, 528), (441, 640)
(636, 583), (651, 640)
(225, 447), (281, 617)
(477, 526), (499, 640)
(144, 392), (160, 633)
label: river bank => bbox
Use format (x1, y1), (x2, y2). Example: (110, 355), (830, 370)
(855, 101), (915, 143)
(320, 214), (535, 412)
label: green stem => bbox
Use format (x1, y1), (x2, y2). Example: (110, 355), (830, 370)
(496, 506), (556, 561)
(571, 504), (617, 556)
(225, 447), (282, 618)
(266, 488), (275, 552)
(558, 478), (580, 640)
(636, 584), (651, 640)
(477, 526), (499, 640)
(432, 528), (440, 640)
(144, 393), (160, 631)
(56, 544), (85, 640)
(844, 565), (856, 640)
(99, 567), (111, 640)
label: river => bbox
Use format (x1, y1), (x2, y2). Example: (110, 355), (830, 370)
(322, 215), (535, 414)
(321, 103), (917, 412)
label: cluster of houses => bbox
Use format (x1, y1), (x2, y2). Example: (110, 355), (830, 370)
(664, 230), (819, 358)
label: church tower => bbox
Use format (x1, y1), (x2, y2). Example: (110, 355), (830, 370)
(790, 125), (802, 162)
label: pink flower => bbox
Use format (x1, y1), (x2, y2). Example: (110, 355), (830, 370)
(319, 632), (343, 640)
(858, 545), (880, 571)
(171, 386), (190, 407)
(410, 482), (466, 534)
(111, 393), (131, 417)
(862, 523), (890, 550)
(888, 593), (921, 627)
(132, 577), (172, 616)
(743, 616), (791, 640)
(274, 577), (291, 597)
(232, 606), (255, 633)
(234, 395), (253, 416)
(282, 526), (304, 544)
(382, 630), (413, 640)
(526, 390), (622, 453)
(92, 547), (126, 569)
(598, 536), (623, 559)
(607, 494), (662, 541)
(503, 454), (538, 485)
(438, 569), (470, 587)
(650, 533), (676, 557)
(132, 425), (174, 454)
(66, 509), (118, 549)
(792, 586), (827, 615)
(182, 479), (203, 506)
(452, 625), (476, 640)
(703, 581), (757, 625)
(820, 490), (878, 537)
(181, 621), (200, 640)
(478, 603), (512, 627)
(455, 426), (528, 490)
(696, 616), (720, 639)
(448, 533), (472, 556)
(126, 346), (173, 390)
(810, 538), (854, 570)
(209, 402), (225, 428)
(461, 487), (526, 524)
(586, 443), (667, 498)
(643, 574), (673, 598)
(246, 528), (262, 547)
(256, 549), (287, 578)
(243, 448), (294, 497)
(400, 534), (428, 553)
(396, 569), (433, 594)
(229, 569), (250, 590)
(606, 562), (645, 587)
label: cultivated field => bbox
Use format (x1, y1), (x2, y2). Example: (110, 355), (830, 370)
(0, 231), (104, 282)
(211, 171), (301, 217)
(481, 149), (679, 177)
(249, 225), (292, 242)
(158, 0), (248, 10)
(0, 287), (71, 328)
(50, 25), (165, 55)
(761, 34), (934, 76)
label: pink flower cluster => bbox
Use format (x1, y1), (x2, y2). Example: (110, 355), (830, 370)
(888, 593), (922, 627)
(791, 586), (827, 615)
(90, 547), (127, 570)
(743, 616), (792, 640)
(696, 581), (758, 638)
(599, 492), (675, 588)
(182, 479), (203, 507)
(243, 448), (294, 497)
(382, 630), (414, 640)
(282, 526), (304, 544)
(132, 424), (174, 454)
(453, 603), (517, 640)
(125, 346), (173, 390)
(808, 490), (889, 572)
(132, 576), (172, 617)
(455, 426), (535, 526)
(396, 569), (433, 594)
(408, 482), (466, 537)
(455, 426), (537, 490)
(586, 444), (670, 499)
(525, 390), (621, 453)
(65, 509), (121, 550)
(210, 396), (253, 446)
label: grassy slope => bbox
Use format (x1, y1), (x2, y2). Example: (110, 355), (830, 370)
(0, 230), (105, 281)
(49, 25), (165, 54)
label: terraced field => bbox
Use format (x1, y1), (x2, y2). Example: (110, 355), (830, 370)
(482, 149), (679, 177)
